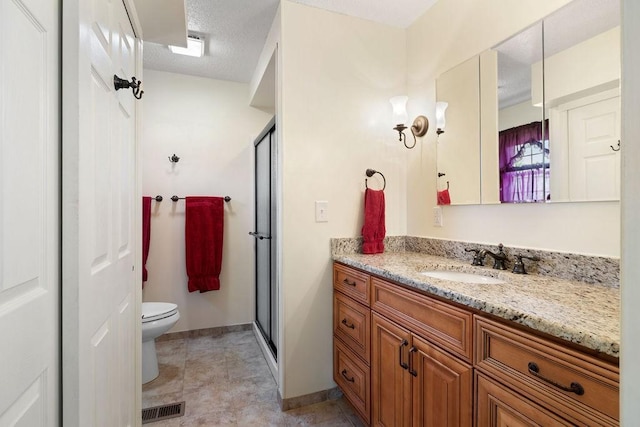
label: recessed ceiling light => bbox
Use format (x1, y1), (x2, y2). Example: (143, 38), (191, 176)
(169, 35), (204, 57)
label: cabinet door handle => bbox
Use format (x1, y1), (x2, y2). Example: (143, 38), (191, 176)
(398, 339), (409, 370)
(342, 278), (357, 286)
(527, 362), (584, 395)
(341, 318), (355, 329)
(408, 346), (418, 377)
(341, 369), (355, 383)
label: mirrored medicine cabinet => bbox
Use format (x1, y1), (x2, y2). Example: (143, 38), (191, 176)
(435, 0), (620, 205)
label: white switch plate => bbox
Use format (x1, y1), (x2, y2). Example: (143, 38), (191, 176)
(433, 206), (443, 227)
(315, 201), (329, 222)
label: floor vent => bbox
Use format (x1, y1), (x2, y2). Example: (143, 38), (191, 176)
(141, 401), (185, 424)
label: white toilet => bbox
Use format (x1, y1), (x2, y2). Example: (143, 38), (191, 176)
(142, 302), (180, 384)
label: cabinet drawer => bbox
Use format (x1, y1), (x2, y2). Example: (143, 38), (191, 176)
(334, 264), (370, 306)
(475, 316), (619, 425)
(371, 278), (473, 361)
(476, 372), (574, 427)
(334, 338), (370, 424)
(334, 292), (371, 364)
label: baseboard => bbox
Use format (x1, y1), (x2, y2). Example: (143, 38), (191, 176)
(157, 323), (252, 342)
(277, 387), (343, 411)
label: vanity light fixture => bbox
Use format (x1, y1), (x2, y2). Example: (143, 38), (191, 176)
(169, 35), (205, 57)
(389, 96), (429, 149)
(435, 101), (448, 136)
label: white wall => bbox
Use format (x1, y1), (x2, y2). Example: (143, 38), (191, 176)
(406, 0), (620, 258)
(621, 0), (640, 422)
(499, 100), (543, 131)
(279, 1), (407, 398)
(141, 69), (273, 332)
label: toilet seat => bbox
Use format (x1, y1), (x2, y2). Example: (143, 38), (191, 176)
(142, 302), (178, 323)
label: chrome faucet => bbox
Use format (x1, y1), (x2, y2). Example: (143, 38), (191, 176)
(480, 243), (508, 270)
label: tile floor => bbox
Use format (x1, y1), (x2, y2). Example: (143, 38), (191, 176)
(142, 330), (365, 426)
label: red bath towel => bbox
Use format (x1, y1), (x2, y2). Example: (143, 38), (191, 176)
(142, 196), (152, 285)
(185, 197), (224, 293)
(361, 189), (385, 254)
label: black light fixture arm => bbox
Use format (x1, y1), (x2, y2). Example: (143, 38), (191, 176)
(113, 74), (144, 99)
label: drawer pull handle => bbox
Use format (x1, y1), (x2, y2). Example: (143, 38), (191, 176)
(341, 369), (355, 383)
(408, 346), (418, 377)
(342, 278), (357, 286)
(341, 318), (355, 329)
(527, 362), (585, 396)
(399, 339), (409, 370)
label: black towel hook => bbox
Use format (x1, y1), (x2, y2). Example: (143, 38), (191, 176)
(113, 74), (144, 99)
(610, 140), (621, 152)
(365, 168), (386, 191)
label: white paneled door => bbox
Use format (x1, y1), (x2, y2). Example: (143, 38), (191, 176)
(0, 0), (60, 425)
(63, 0), (141, 425)
(568, 95), (621, 201)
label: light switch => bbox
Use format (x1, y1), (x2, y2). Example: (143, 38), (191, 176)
(315, 201), (329, 222)
(433, 206), (443, 227)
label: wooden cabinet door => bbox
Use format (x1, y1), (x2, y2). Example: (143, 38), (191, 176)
(476, 373), (573, 427)
(410, 334), (472, 427)
(372, 313), (412, 427)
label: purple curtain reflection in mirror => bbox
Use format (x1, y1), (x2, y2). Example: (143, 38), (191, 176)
(499, 121), (550, 203)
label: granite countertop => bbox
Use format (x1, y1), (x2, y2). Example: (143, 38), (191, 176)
(333, 251), (620, 358)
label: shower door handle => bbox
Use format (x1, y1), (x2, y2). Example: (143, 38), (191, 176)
(249, 231), (272, 240)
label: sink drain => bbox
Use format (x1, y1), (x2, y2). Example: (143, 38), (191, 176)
(141, 401), (185, 424)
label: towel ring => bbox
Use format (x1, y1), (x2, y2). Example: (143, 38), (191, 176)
(365, 168), (386, 191)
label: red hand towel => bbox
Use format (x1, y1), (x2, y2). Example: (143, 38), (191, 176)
(361, 189), (385, 254)
(437, 189), (451, 205)
(185, 197), (224, 293)
(142, 196), (152, 285)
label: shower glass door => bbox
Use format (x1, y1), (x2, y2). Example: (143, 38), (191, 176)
(253, 119), (277, 358)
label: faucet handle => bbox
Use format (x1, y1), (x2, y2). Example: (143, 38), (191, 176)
(512, 254), (541, 274)
(464, 248), (484, 266)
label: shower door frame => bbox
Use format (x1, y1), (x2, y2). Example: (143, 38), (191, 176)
(253, 118), (278, 359)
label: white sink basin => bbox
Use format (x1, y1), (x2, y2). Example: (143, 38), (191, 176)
(419, 271), (506, 284)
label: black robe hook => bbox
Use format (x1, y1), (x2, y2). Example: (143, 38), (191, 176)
(113, 74), (144, 99)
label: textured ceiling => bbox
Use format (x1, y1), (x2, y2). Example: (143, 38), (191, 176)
(143, 0), (279, 83)
(290, 0), (438, 29)
(143, 0), (438, 83)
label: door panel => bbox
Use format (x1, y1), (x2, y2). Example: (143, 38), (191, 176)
(411, 334), (472, 427)
(568, 95), (620, 200)
(371, 313), (412, 427)
(63, 0), (139, 425)
(0, 0), (59, 424)
(254, 121), (277, 357)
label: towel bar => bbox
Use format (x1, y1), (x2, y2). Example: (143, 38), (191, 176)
(171, 195), (231, 202)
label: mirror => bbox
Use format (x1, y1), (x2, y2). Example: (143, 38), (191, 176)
(543, 0), (620, 202)
(435, 0), (620, 205)
(435, 56), (481, 205)
(494, 22), (545, 203)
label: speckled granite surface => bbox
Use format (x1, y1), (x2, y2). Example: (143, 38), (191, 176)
(331, 236), (619, 286)
(332, 251), (620, 358)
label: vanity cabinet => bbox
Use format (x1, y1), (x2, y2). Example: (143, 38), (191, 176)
(332, 262), (619, 427)
(474, 316), (619, 426)
(370, 278), (473, 427)
(333, 264), (372, 423)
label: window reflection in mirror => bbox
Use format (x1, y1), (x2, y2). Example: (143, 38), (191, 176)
(494, 22), (545, 203)
(543, 0), (620, 202)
